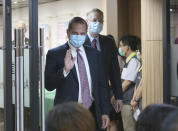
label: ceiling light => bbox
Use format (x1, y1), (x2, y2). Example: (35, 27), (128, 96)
(170, 9), (173, 12)
(14, 1), (18, 4)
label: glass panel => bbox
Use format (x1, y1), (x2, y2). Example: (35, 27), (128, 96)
(11, 0), (31, 130)
(170, 0), (178, 103)
(0, 49), (4, 130)
(0, 0), (4, 130)
(0, 44), (4, 131)
(170, 0), (178, 45)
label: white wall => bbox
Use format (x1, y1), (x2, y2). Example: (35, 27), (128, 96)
(0, 0), (106, 49)
(37, 0), (106, 48)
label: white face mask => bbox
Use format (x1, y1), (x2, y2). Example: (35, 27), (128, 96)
(89, 21), (103, 34)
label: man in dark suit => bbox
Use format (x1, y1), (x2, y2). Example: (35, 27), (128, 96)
(45, 17), (110, 131)
(85, 8), (123, 112)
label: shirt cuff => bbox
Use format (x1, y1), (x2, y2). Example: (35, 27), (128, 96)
(63, 68), (70, 77)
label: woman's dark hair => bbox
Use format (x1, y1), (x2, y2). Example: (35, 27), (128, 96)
(107, 34), (114, 40)
(120, 35), (138, 51)
(46, 102), (95, 131)
(134, 35), (141, 52)
(68, 17), (88, 31)
(136, 104), (177, 131)
(161, 110), (178, 131)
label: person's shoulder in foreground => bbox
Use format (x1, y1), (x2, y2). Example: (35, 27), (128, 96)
(136, 104), (177, 131)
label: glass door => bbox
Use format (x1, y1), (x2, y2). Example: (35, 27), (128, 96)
(170, 0), (178, 104)
(163, 0), (178, 104)
(1, 0), (40, 130)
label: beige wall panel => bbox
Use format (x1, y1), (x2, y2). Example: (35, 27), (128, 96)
(141, 0), (163, 108)
(106, 0), (119, 44)
(128, 0), (141, 37)
(118, 0), (129, 42)
(118, 0), (141, 45)
(141, 0), (163, 41)
(142, 41), (163, 108)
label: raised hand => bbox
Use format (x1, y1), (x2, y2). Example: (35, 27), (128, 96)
(64, 50), (76, 73)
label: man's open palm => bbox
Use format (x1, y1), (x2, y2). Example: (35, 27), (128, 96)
(64, 50), (76, 73)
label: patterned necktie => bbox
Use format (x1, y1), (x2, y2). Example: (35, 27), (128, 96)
(92, 39), (97, 49)
(77, 49), (92, 108)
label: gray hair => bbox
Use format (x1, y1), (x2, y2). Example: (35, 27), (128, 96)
(87, 8), (103, 18)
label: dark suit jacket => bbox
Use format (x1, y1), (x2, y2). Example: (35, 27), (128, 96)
(84, 34), (123, 100)
(45, 43), (110, 127)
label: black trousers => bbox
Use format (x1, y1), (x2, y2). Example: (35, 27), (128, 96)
(89, 102), (106, 131)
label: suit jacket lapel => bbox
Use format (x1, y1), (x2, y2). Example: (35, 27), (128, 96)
(85, 35), (92, 47)
(99, 35), (105, 54)
(71, 67), (78, 84)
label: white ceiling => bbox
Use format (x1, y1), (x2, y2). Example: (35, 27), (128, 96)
(0, 0), (177, 15)
(0, 0), (61, 14)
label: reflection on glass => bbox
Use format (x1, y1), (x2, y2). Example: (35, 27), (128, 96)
(170, 0), (178, 45)
(12, 0), (31, 130)
(0, 1), (4, 129)
(0, 47), (4, 130)
(170, 0), (178, 101)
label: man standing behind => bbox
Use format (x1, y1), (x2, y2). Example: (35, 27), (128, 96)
(85, 8), (123, 111)
(45, 17), (110, 131)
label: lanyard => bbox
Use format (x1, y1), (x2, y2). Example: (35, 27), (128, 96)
(139, 66), (142, 72)
(126, 52), (137, 63)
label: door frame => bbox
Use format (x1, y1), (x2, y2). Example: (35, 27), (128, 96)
(3, 0), (13, 130)
(29, 0), (39, 130)
(163, 0), (171, 103)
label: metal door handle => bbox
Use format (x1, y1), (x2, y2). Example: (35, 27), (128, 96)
(39, 28), (45, 131)
(15, 28), (24, 131)
(177, 62), (178, 79)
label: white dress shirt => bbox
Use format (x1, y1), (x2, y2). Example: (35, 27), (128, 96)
(121, 52), (141, 82)
(63, 42), (93, 103)
(87, 32), (101, 51)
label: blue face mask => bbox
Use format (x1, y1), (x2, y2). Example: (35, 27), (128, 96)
(89, 21), (103, 34)
(118, 48), (125, 56)
(69, 35), (86, 48)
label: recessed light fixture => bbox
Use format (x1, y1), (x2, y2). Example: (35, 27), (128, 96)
(170, 9), (173, 12)
(14, 1), (18, 4)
